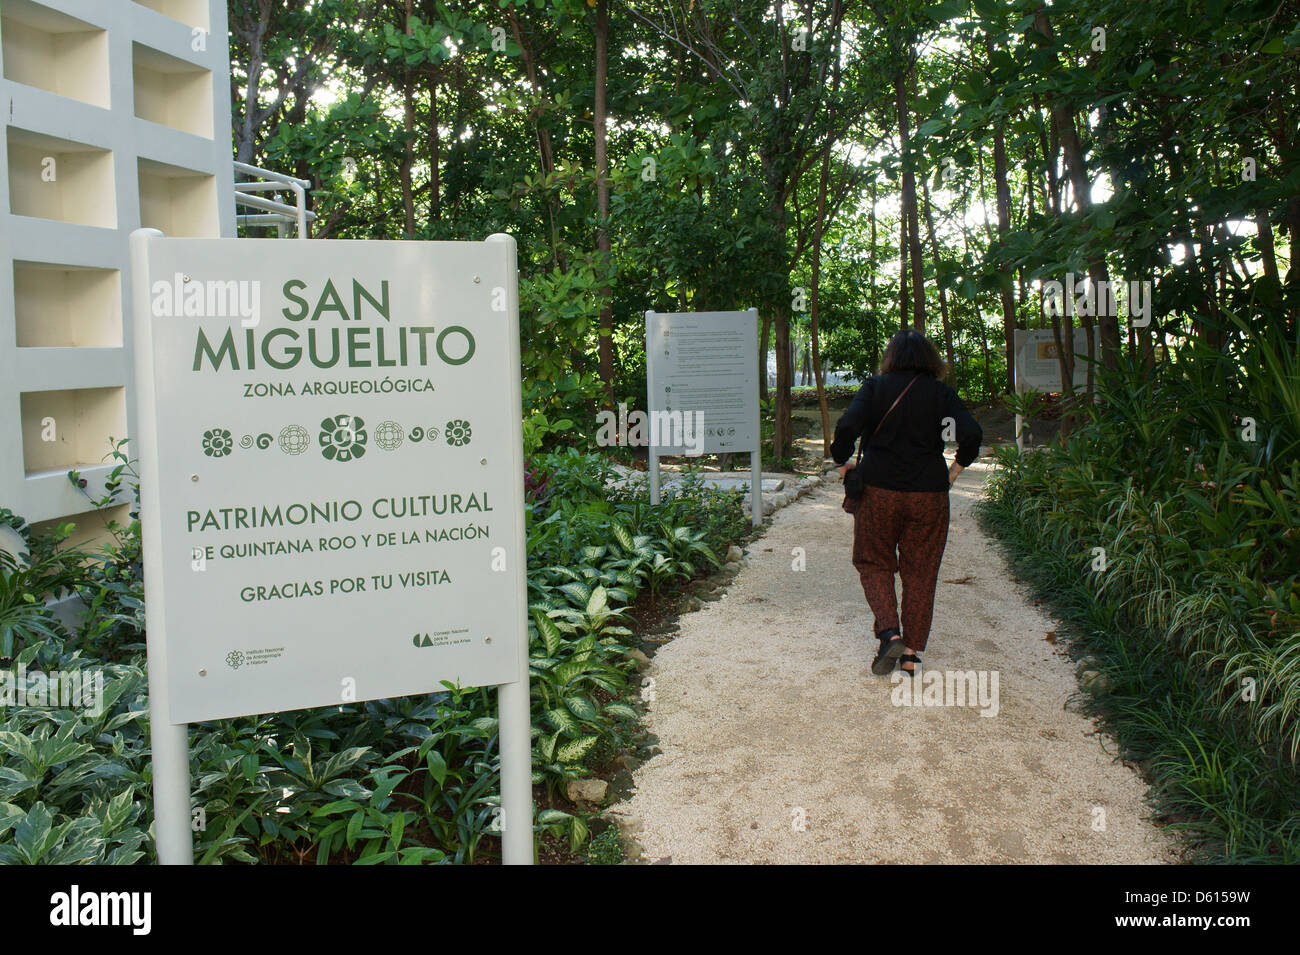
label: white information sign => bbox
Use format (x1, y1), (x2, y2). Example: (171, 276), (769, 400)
(645, 309), (762, 526)
(645, 309), (760, 453)
(131, 235), (527, 725)
(1012, 326), (1098, 452)
(1013, 326), (1094, 394)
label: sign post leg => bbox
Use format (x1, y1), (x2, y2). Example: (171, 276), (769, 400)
(149, 716), (193, 864)
(649, 450), (660, 505)
(751, 453), (762, 528)
(1015, 412), (1024, 452)
(488, 231), (533, 865)
(498, 680), (533, 864)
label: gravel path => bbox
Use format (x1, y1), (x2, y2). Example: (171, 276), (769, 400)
(614, 460), (1179, 864)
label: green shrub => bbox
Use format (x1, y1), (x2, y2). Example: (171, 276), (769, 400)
(978, 317), (1300, 861)
(0, 449), (745, 864)
(585, 826), (624, 865)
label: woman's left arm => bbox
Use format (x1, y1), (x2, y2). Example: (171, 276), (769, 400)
(943, 385), (983, 477)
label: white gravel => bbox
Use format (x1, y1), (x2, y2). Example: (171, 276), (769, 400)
(612, 460), (1179, 864)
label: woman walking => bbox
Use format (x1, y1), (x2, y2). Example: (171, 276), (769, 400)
(831, 330), (982, 676)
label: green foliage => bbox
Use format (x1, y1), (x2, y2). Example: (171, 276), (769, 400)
(0, 646), (153, 865)
(0, 547), (76, 663)
(584, 826), (623, 865)
(519, 264), (605, 447)
(979, 318), (1300, 861)
(0, 451), (744, 864)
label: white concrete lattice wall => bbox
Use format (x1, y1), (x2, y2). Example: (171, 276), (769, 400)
(0, 0), (234, 540)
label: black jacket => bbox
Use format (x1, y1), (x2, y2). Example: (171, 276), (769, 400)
(830, 372), (982, 492)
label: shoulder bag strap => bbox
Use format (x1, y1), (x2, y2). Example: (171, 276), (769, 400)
(856, 374), (921, 463)
(872, 373), (922, 438)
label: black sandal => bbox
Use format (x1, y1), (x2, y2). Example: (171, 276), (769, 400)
(899, 653), (921, 677)
(871, 627), (905, 675)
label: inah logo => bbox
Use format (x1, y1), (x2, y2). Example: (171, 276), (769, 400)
(226, 650), (245, 669)
(49, 885), (151, 935)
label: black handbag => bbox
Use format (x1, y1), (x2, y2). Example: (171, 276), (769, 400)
(842, 374), (920, 514)
(841, 468), (865, 514)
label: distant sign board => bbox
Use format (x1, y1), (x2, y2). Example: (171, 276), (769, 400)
(645, 309), (759, 453)
(1013, 326), (1094, 394)
(132, 236), (526, 724)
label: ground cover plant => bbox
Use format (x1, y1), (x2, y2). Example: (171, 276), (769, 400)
(979, 317), (1300, 863)
(0, 449), (746, 864)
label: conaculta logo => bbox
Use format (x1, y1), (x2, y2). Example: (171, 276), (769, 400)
(49, 885), (151, 935)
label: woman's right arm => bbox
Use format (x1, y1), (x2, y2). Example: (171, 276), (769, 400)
(830, 379), (875, 471)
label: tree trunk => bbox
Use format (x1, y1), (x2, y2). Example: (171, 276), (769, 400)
(806, 10), (847, 456)
(593, 0), (614, 403)
(977, 299), (992, 400)
(509, 8), (563, 269)
(809, 141), (834, 456)
(1040, 105), (1075, 430)
(398, 0), (417, 237)
(869, 179), (878, 279)
(898, 203), (909, 331)
(920, 178), (955, 379)
(234, 9), (268, 165)
(987, 34), (1017, 394)
(426, 66), (440, 228)
(1288, 202), (1300, 339)
(769, 192), (793, 463)
(774, 299), (792, 464)
(1255, 212), (1280, 288)
(1033, 6), (1113, 383)
(896, 65), (926, 330)
(1020, 158), (1031, 319)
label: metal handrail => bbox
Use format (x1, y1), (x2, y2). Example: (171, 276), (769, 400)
(233, 161), (316, 238)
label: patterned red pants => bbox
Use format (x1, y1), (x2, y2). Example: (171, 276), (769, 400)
(851, 485), (950, 652)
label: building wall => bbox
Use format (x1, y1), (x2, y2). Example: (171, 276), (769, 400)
(0, 0), (234, 544)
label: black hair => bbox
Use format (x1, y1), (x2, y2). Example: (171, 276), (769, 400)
(879, 329), (946, 379)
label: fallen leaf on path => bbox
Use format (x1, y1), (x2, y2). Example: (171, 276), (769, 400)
(942, 576), (975, 584)
(1044, 631), (1058, 644)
